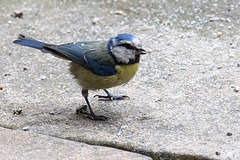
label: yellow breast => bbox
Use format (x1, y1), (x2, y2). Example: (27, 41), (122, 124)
(70, 63), (139, 90)
(114, 64), (139, 86)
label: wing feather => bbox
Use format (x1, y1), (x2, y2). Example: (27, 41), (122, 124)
(43, 41), (116, 76)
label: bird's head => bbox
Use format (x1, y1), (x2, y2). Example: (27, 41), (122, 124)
(107, 33), (146, 64)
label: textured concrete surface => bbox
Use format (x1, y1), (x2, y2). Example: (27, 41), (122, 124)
(0, 0), (240, 160)
(0, 127), (152, 160)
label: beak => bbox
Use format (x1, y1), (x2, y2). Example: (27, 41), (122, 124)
(138, 48), (147, 55)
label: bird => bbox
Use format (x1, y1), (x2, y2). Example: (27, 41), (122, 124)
(13, 33), (146, 120)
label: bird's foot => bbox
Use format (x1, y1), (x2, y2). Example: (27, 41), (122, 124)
(85, 113), (108, 121)
(94, 94), (129, 101)
(76, 105), (107, 121)
(94, 89), (129, 101)
(91, 115), (108, 121)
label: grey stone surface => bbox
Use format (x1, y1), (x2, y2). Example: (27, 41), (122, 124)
(0, 127), (152, 160)
(0, 0), (240, 160)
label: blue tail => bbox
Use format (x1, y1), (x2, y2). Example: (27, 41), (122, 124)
(13, 34), (46, 50)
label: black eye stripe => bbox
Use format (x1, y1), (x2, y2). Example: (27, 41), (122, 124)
(118, 44), (138, 50)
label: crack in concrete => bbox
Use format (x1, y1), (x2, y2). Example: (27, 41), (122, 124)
(61, 137), (213, 160)
(0, 124), (215, 160)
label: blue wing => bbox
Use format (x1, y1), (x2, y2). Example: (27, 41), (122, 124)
(13, 35), (116, 76)
(44, 42), (117, 76)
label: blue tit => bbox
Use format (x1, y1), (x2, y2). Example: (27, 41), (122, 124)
(13, 33), (146, 120)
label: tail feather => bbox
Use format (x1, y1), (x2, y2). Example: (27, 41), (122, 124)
(13, 34), (46, 50)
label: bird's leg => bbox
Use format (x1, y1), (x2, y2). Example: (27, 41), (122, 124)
(79, 89), (107, 121)
(94, 89), (130, 101)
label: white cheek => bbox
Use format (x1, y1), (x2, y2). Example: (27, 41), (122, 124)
(112, 46), (135, 64)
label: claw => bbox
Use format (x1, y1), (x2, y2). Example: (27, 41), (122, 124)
(91, 115), (108, 121)
(94, 95), (129, 101)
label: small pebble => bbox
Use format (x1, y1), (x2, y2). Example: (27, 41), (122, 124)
(11, 11), (23, 18)
(226, 18), (231, 23)
(233, 86), (240, 92)
(0, 86), (3, 90)
(217, 32), (222, 37)
(4, 73), (10, 76)
(226, 132), (233, 136)
(23, 67), (28, 71)
(40, 75), (46, 80)
(22, 126), (29, 131)
(115, 11), (123, 15)
(209, 17), (219, 22)
(49, 111), (55, 115)
(220, 17), (225, 21)
(13, 109), (22, 115)
(215, 152), (221, 155)
(92, 17), (100, 25)
(237, 63), (240, 67)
